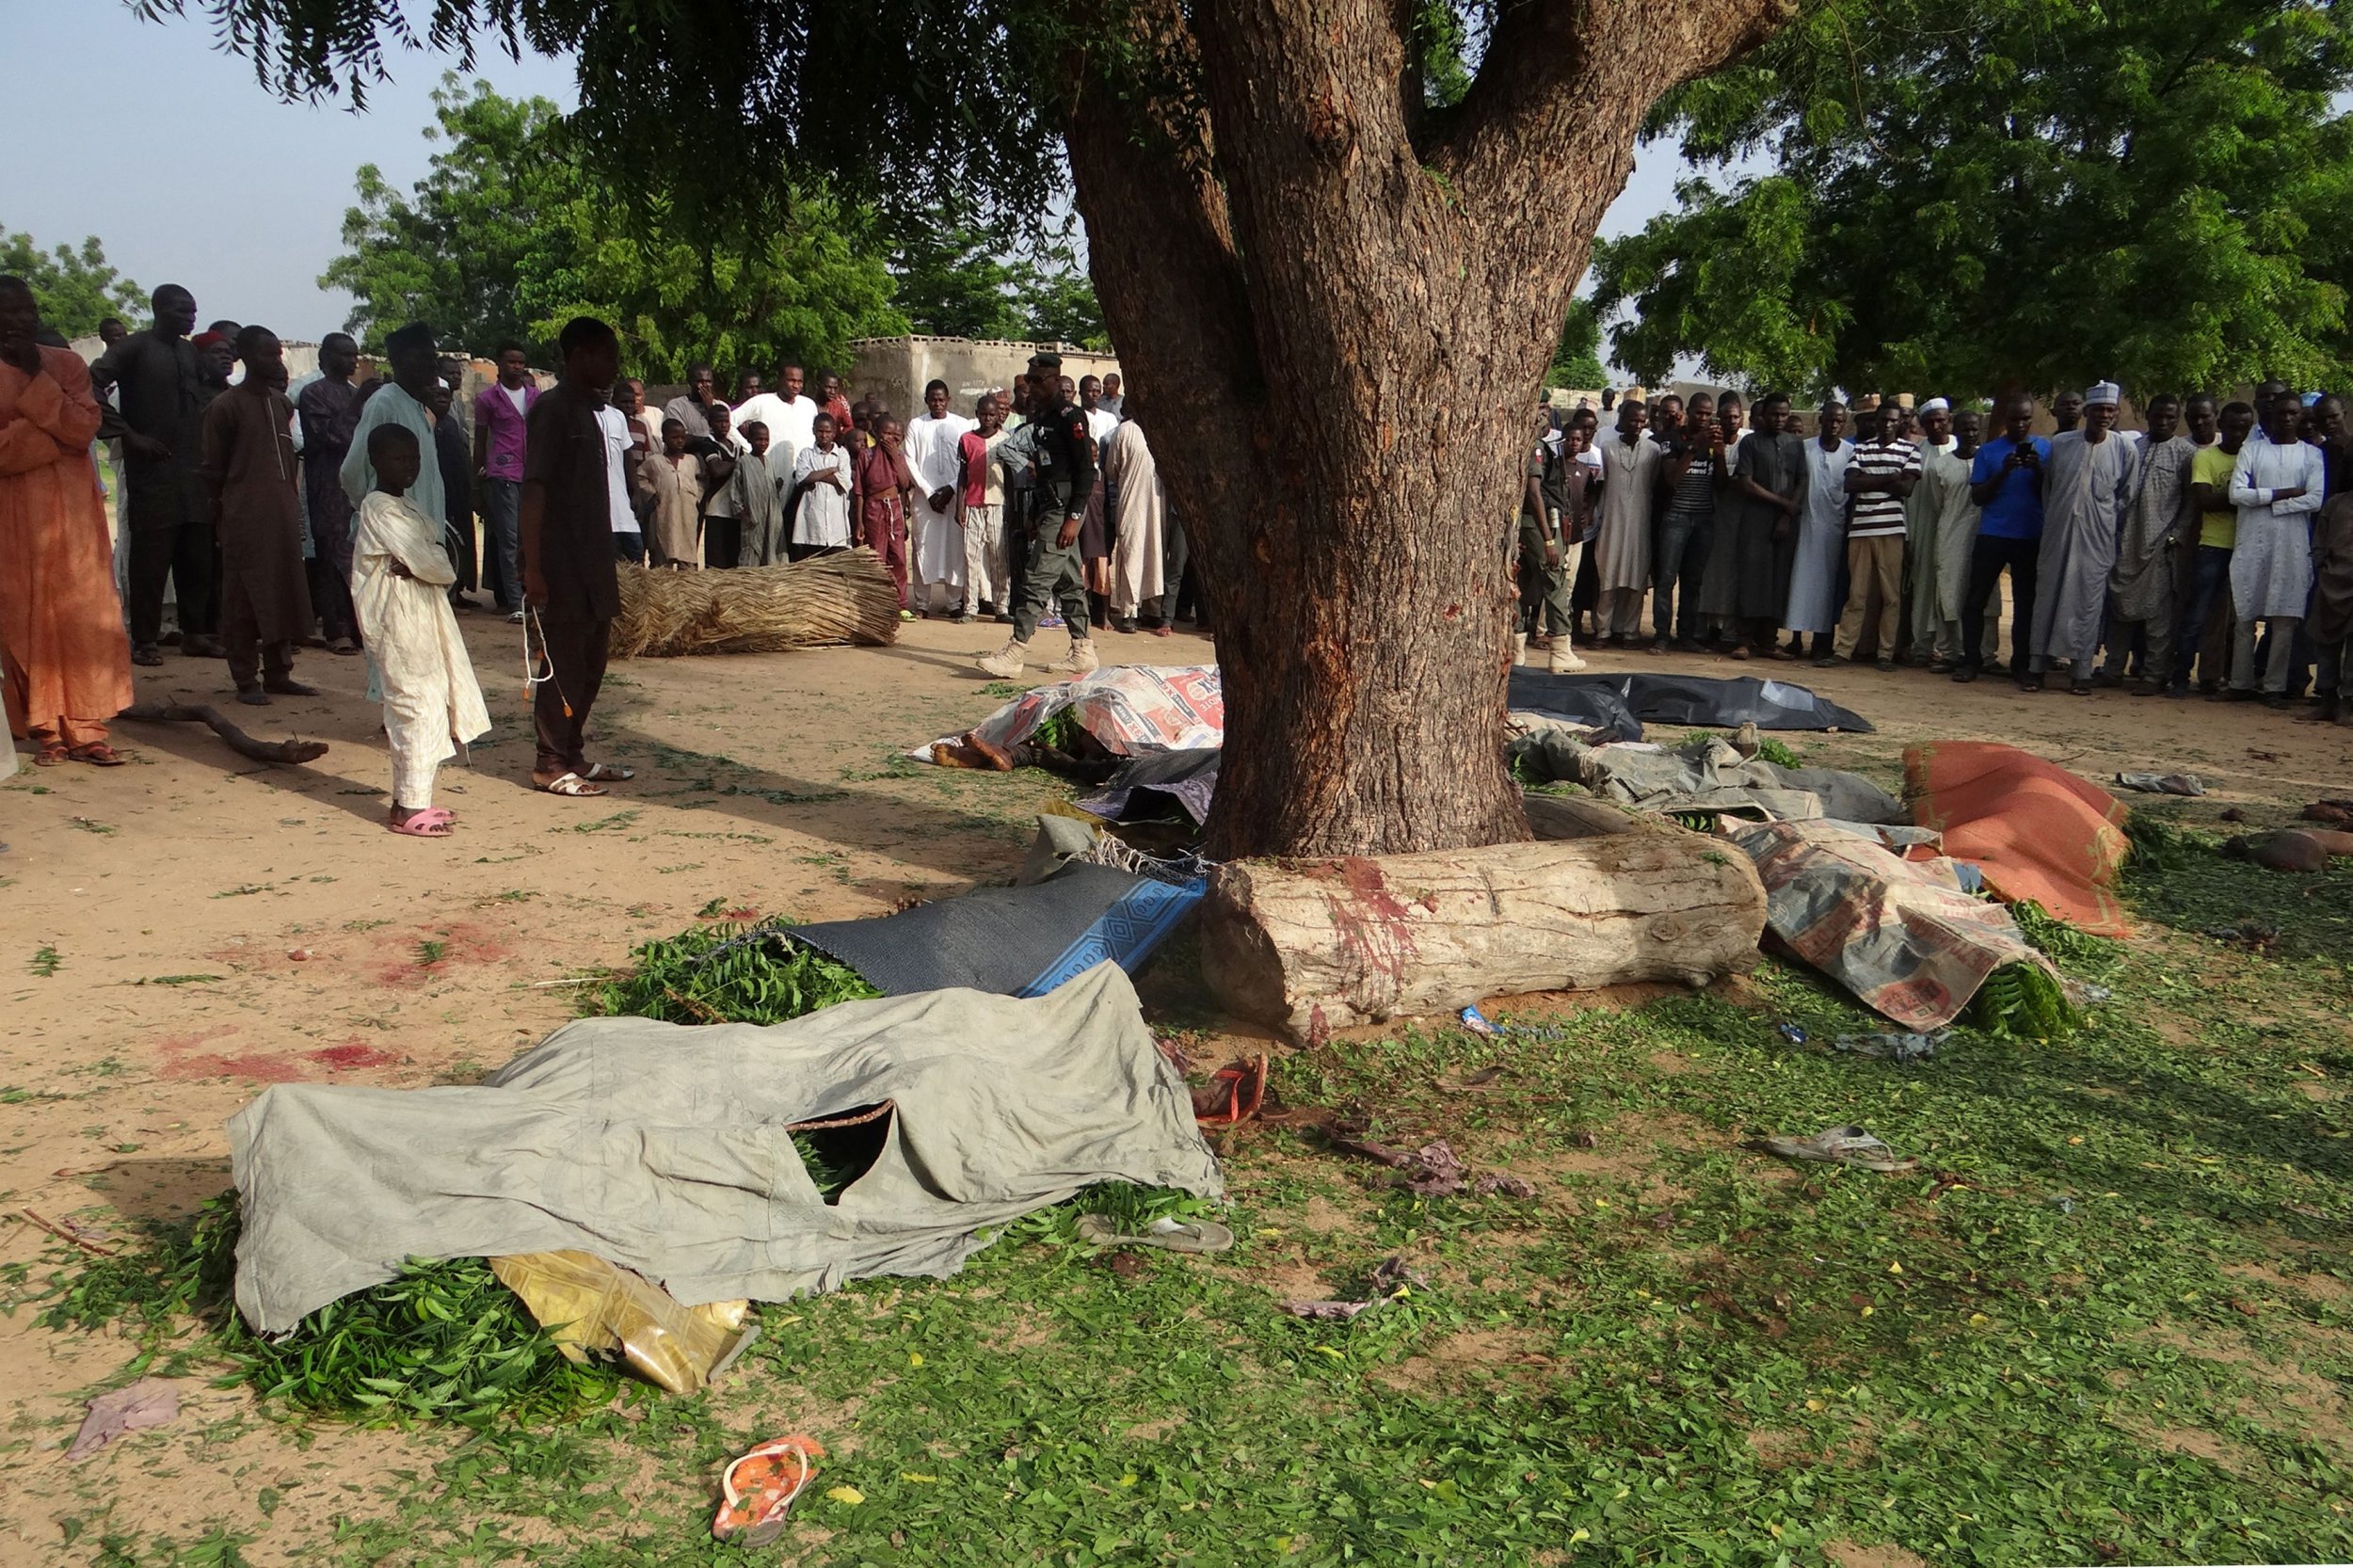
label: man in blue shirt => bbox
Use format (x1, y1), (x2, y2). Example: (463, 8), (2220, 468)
(1955, 394), (2051, 684)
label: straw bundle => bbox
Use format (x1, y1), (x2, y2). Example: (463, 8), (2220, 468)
(610, 549), (904, 658)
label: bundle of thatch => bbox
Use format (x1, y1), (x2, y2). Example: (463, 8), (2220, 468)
(611, 549), (904, 658)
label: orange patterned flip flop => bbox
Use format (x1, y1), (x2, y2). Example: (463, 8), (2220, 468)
(712, 1433), (826, 1547)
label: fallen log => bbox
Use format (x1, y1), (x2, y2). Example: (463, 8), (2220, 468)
(115, 701), (329, 765)
(1199, 831), (1768, 1040)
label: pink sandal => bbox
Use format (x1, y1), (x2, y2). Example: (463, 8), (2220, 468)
(387, 807), (456, 837)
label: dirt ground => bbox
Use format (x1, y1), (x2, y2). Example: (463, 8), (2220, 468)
(2, 609), (2346, 1558)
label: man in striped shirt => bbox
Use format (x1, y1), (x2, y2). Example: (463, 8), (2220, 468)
(1823, 400), (1921, 669)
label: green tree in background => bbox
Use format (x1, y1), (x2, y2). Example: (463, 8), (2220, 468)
(1, 225), (146, 341)
(1014, 243), (1108, 350)
(1593, 0), (2353, 398)
(888, 216), (1107, 348)
(1548, 298), (1608, 390)
(323, 77), (904, 376)
(888, 218), (1027, 341)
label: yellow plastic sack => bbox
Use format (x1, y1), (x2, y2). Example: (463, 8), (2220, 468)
(489, 1250), (757, 1395)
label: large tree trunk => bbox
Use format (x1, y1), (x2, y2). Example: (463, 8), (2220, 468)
(1199, 831), (1768, 1040)
(1064, 0), (1786, 860)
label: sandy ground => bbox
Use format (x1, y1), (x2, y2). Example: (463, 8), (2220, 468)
(2, 606), (2347, 1558)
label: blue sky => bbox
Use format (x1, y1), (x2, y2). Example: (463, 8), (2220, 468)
(7, 2), (1713, 346)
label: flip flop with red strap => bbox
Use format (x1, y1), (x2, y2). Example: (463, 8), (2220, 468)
(712, 1433), (825, 1547)
(69, 743), (128, 767)
(1193, 1055), (1268, 1127)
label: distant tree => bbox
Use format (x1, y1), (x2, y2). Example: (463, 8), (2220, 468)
(1595, 0), (2353, 398)
(888, 219), (1028, 341)
(1016, 247), (1108, 350)
(0, 225), (146, 340)
(323, 77), (904, 376)
(1548, 298), (1608, 390)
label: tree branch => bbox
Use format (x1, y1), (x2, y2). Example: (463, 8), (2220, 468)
(1436, 0), (1797, 214)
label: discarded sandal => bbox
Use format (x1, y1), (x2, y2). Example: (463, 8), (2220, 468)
(1746, 1125), (1917, 1174)
(1076, 1213), (1236, 1254)
(712, 1433), (825, 1548)
(1192, 1055), (1267, 1126)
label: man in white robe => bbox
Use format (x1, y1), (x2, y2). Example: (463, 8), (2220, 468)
(349, 423), (489, 835)
(2030, 382), (2140, 692)
(2227, 397), (2327, 701)
(1101, 418), (1167, 633)
(1591, 399), (1662, 642)
(1905, 398), (1977, 669)
(903, 378), (973, 616)
(1783, 400), (1852, 657)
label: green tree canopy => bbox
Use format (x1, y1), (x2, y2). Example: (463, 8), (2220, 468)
(1593, 0), (2353, 400)
(1548, 297), (1608, 389)
(888, 216), (1107, 348)
(1, 224), (146, 341)
(322, 76), (905, 376)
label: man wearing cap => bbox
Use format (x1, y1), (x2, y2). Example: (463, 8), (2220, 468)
(2225, 394), (2327, 704)
(977, 353), (1100, 677)
(2031, 381), (2139, 695)
(1905, 397), (1977, 671)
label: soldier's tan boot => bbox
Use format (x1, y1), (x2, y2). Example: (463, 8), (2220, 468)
(1549, 640), (1587, 674)
(976, 638), (1031, 678)
(1051, 635), (1100, 677)
(1514, 632), (1529, 665)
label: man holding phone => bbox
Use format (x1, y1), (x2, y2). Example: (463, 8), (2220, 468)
(1954, 394), (2051, 683)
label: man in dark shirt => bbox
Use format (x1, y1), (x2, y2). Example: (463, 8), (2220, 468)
(91, 283), (219, 663)
(520, 316), (629, 797)
(296, 333), (363, 652)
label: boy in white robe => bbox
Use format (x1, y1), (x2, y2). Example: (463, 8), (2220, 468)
(351, 424), (491, 837)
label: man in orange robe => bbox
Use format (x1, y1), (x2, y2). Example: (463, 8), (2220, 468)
(0, 275), (134, 765)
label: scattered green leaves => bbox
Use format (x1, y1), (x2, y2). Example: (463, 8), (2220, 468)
(587, 920), (877, 1027)
(29, 944), (59, 978)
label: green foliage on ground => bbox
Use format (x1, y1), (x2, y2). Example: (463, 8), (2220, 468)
(1596, 0), (2353, 394)
(586, 919), (879, 1026)
(24, 918), (883, 1432)
(26, 808), (2353, 1564)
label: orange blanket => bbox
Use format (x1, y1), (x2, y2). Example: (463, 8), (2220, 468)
(1904, 743), (2131, 936)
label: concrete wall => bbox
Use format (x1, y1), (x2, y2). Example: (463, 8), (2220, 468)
(846, 335), (1121, 424)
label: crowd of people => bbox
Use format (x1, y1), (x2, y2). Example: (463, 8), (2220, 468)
(1518, 381), (2352, 719)
(8, 268), (2348, 839)
(0, 278), (1191, 829)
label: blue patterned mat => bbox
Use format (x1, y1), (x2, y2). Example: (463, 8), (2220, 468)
(786, 862), (1205, 999)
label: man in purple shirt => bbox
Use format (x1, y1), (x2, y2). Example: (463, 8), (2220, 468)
(472, 340), (537, 617)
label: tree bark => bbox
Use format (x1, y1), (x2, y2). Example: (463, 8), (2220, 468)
(1198, 833), (1768, 1041)
(1064, 0), (1788, 860)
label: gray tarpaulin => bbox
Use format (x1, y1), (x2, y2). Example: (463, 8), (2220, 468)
(1507, 669), (1874, 733)
(227, 964), (1222, 1335)
(1510, 732), (1907, 824)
